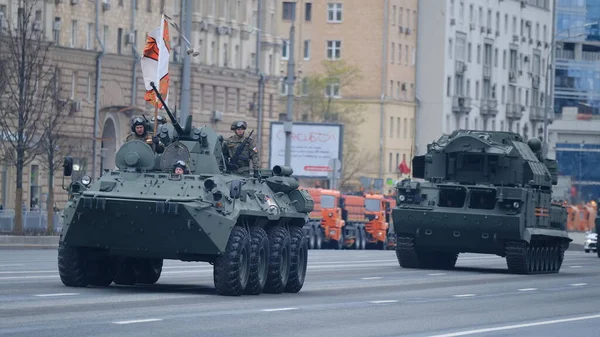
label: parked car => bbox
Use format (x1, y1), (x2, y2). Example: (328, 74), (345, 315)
(584, 232), (597, 253)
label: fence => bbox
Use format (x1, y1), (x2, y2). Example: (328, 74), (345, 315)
(0, 209), (62, 234)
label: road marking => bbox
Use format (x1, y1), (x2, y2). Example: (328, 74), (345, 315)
(0, 264), (24, 267)
(113, 318), (163, 325)
(261, 308), (298, 312)
(0, 275), (56, 280)
(361, 277), (383, 280)
(428, 273), (447, 276)
(518, 288), (537, 292)
(0, 270), (55, 274)
(34, 293), (79, 297)
(569, 265), (582, 268)
(453, 294), (476, 298)
(369, 300), (399, 304)
(570, 283), (587, 287)
(428, 313), (600, 337)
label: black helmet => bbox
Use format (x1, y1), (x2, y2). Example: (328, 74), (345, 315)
(231, 120), (247, 130)
(130, 117), (148, 133)
(152, 115), (167, 124)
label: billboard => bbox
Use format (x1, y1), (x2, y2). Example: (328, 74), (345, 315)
(269, 122), (343, 177)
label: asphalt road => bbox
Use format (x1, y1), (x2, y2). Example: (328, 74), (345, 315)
(0, 249), (599, 337)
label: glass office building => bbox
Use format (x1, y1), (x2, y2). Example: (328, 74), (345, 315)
(553, 0), (600, 203)
(554, 0), (600, 115)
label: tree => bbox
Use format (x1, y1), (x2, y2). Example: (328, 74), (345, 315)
(292, 60), (368, 188)
(0, 0), (54, 234)
(38, 72), (71, 234)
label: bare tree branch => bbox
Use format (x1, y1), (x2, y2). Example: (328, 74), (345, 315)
(0, 0), (56, 234)
(288, 60), (368, 188)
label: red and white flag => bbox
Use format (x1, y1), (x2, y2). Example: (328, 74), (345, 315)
(141, 14), (170, 109)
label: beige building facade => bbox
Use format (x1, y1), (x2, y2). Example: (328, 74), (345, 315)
(0, 0), (284, 211)
(275, 0), (417, 191)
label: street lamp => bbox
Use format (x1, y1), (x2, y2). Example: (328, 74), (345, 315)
(543, 20), (600, 157)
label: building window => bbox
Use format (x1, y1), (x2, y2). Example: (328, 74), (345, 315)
(326, 40), (341, 60)
(305, 3), (312, 21)
(325, 83), (340, 98)
(282, 2), (295, 20)
(304, 40), (311, 60)
(281, 40), (289, 60)
(390, 117), (394, 137)
(71, 20), (77, 47)
(327, 3), (342, 23)
(447, 76), (451, 97)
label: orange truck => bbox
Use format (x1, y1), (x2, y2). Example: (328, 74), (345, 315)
(302, 188), (396, 250)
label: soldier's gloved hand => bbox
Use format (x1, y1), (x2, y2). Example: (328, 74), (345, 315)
(152, 136), (160, 145)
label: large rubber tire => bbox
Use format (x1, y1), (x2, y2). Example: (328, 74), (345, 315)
(86, 256), (116, 286)
(285, 226), (308, 293)
(58, 244), (88, 287)
(263, 226), (291, 294)
(113, 258), (137, 285)
(244, 227), (270, 295)
(213, 226), (251, 296)
(135, 258), (163, 285)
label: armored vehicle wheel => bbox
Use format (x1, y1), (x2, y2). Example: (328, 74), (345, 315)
(86, 256), (116, 287)
(263, 226), (291, 294)
(58, 244), (88, 287)
(285, 226), (308, 293)
(213, 226), (251, 296)
(113, 258), (137, 285)
(505, 241), (566, 274)
(244, 227), (270, 295)
(134, 258), (163, 285)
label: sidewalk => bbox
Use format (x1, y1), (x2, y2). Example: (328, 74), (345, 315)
(0, 232), (590, 251)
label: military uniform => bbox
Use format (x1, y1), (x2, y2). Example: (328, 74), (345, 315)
(126, 117), (165, 153)
(223, 121), (260, 176)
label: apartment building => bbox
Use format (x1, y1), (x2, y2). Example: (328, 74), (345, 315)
(548, 0), (600, 202)
(0, 0), (283, 211)
(276, 0), (418, 190)
(415, 0), (554, 156)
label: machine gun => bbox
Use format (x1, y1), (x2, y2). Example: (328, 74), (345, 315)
(225, 129), (254, 171)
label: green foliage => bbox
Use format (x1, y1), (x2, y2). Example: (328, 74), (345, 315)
(295, 60), (365, 124)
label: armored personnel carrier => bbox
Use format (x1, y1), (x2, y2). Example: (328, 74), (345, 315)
(57, 84), (313, 296)
(392, 130), (571, 274)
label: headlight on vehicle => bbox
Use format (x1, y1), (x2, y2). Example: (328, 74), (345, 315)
(81, 175), (91, 186)
(398, 195), (406, 202)
(513, 201), (520, 209)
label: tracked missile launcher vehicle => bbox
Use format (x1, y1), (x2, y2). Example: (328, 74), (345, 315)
(57, 85), (313, 296)
(392, 130), (571, 274)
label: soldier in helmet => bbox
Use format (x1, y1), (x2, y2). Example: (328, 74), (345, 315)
(173, 160), (189, 174)
(222, 120), (260, 177)
(151, 114), (167, 125)
(126, 116), (165, 153)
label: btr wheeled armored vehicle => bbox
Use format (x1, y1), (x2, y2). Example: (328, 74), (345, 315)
(57, 85), (313, 296)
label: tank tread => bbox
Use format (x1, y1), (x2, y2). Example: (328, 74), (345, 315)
(505, 241), (565, 275)
(395, 235), (458, 269)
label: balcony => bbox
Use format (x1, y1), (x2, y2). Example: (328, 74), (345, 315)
(508, 69), (517, 83)
(483, 65), (492, 79)
(506, 103), (524, 119)
(480, 99), (498, 117)
(532, 75), (540, 89)
(529, 106), (544, 121)
(455, 60), (467, 74)
(529, 106), (555, 122)
(452, 96), (472, 114)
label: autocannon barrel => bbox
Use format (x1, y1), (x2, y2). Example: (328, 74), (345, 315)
(272, 165), (293, 176)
